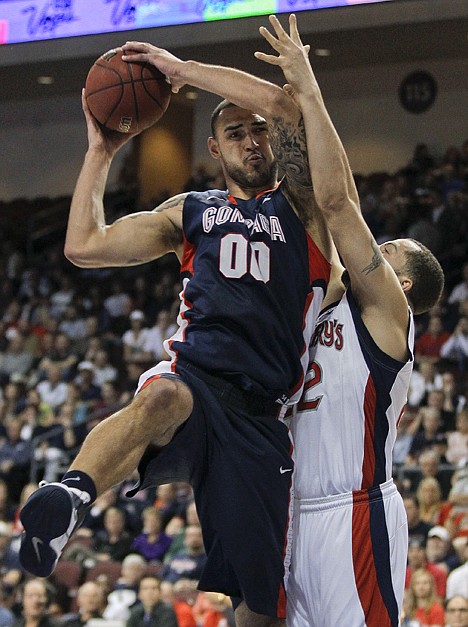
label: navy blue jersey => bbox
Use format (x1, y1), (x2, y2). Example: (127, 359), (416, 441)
(164, 187), (330, 400)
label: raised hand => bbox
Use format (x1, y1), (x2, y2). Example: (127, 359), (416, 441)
(121, 41), (186, 93)
(255, 14), (316, 103)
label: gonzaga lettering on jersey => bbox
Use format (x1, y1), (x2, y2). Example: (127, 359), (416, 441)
(143, 188), (330, 402)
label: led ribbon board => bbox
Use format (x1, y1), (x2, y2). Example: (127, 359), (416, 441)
(0, 0), (392, 45)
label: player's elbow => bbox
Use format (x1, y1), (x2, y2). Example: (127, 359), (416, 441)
(64, 241), (99, 268)
(318, 193), (356, 218)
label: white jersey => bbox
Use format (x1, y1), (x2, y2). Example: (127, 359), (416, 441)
(291, 289), (414, 499)
(286, 289), (413, 627)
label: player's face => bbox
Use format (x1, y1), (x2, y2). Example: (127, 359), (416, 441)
(209, 106), (278, 192)
(379, 238), (420, 275)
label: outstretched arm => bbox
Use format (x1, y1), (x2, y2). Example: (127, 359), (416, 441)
(256, 14), (409, 360)
(65, 90), (184, 268)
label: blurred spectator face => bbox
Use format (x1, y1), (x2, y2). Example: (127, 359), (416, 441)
(411, 570), (434, 600)
(404, 497), (420, 526)
(422, 408), (441, 433)
(407, 543), (427, 568)
(419, 451), (439, 477)
(121, 556), (146, 584)
(77, 581), (104, 615)
(427, 390), (445, 409)
(142, 508), (162, 534)
(445, 595), (468, 627)
(22, 580), (48, 621)
(426, 535), (449, 561)
(104, 507), (125, 535)
(419, 360), (436, 381)
(5, 419), (22, 442)
(138, 577), (161, 609)
(417, 478), (442, 506)
(184, 525), (204, 553)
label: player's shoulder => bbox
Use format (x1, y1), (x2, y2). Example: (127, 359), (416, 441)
(185, 189), (228, 205)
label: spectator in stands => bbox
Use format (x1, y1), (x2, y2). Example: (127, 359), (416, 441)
(160, 525), (206, 584)
(93, 505), (133, 562)
(404, 494), (433, 545)
(103, 553), (147, 623)
(407, 407), (446, 464)
(193, 592), (235, 627)
(0, 584), (14, 627)
(407, 568), (445, 627)
(61, 581), (105, 626)
(122, 311), (151, 366)
(416, 316), (451, 363)
(448, 264), (468, 307)
(59, 304), (87, 343)
(0, 418), (32, 502)
(103, 280), (132, 333)
(0, 521), (21, 586)
(0, 478), (15, 524)
(0, 333), (34, 386)
(408, 360), (443, 408)
(440, 317), (468, 372)
(143, 310), (177, 363)
(446, 541), (468, 599)
(444, 595), (468, 627)
(13, 578), (59, 627)
(82, 488), (117, 534)
(49, 275), (76, 320)
(74, 361), (102, 410)
(170, 579), (198, 627)
(126, 575), (178, 627)
(446, 409), (468, 466)
(37, 333), (78, 381)
(405, 450), (453, 500)
(445, 464), (468, 541)
(91, 349), (118, 388)
(416, 477), (447, 526)
(427, 387), (458, 433)
(131, 507), (172, 564)
(426, 525), (461, 574)
(153, 484), (186, 529)
(0, 380), (27, 423)
(36, 364), (68, 410)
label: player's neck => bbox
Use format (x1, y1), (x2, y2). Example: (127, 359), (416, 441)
(226, 178), (278, 201)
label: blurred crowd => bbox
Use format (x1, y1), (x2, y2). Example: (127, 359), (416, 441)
(0, 140), (467, 626)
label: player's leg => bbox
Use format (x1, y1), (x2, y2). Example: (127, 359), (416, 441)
(19, 376), (193, 577)
(68, 376), (193, 494)
(235, 601), (285, 627)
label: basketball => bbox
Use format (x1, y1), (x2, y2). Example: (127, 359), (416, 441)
(85, 47), (171, 133)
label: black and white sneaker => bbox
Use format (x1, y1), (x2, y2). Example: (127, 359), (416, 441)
(19, 482), (88, 577)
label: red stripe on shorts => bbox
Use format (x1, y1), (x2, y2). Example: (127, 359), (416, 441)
(352, 493), (392, 627)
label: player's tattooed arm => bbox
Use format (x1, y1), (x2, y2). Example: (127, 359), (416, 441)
(268, 114), (318, 225)
(269, 114), (312, 189)
(152, 192), (189, 214)
(361, 240), (384, 275)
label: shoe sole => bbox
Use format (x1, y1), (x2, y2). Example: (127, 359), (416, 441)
(19, 484), (77, 577)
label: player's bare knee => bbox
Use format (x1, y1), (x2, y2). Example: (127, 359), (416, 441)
(134, 377), (193, 428)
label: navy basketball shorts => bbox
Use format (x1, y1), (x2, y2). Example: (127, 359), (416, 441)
(128, 360), (293, 618)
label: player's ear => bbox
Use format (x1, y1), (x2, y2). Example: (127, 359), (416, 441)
(207, 136), (220, 160)
(400, 276), (413, 295)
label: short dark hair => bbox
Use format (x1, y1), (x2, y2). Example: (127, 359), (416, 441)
(404, 239), (444, 315)
(210, 99), (236, 137)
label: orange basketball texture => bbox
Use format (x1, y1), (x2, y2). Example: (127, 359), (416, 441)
(85, 48), (171, 133)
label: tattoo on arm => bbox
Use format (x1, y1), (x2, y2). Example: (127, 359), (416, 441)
(269, 115), (312, 189)
(362, 240), (384, 275)
(152, 193), (188, 213)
